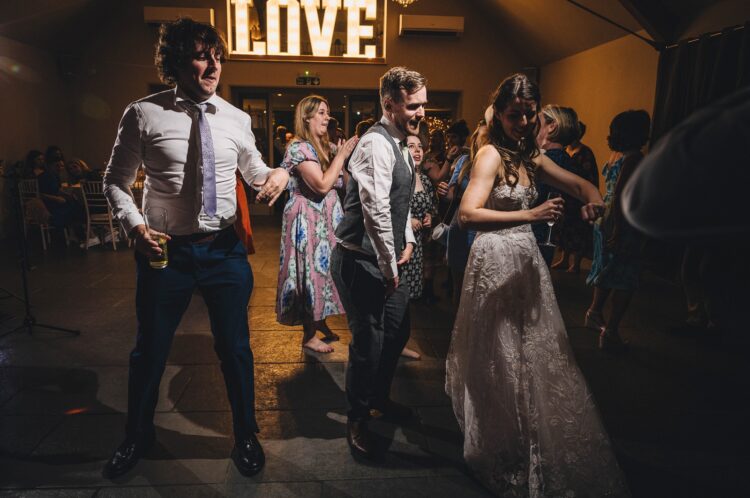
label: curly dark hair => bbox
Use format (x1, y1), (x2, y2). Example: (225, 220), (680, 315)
(155, 18), (227, 86)
(607, 110), (651, 152)
(446, 119), (471, 143)
(488, 73), (541, 189)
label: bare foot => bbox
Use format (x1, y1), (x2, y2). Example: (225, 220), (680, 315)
(550, 258), (566, 269)
(400, 347), (421, 360)
(303, 336), (334, 353)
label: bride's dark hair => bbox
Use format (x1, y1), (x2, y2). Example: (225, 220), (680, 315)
(488, 73), (541, 189)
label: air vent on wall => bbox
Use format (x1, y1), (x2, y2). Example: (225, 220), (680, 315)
(399, 15), (464, 37)
(143, 7), (215, 25)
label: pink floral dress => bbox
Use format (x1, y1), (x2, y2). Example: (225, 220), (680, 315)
(275, 141), (345, 325)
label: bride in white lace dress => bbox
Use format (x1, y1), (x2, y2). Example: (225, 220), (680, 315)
(446, 74), (630, 497)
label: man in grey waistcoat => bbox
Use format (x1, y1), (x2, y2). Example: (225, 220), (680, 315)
(331, 67), (427, 459)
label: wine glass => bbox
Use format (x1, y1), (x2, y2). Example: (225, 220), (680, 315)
(541, 192), (561, 247)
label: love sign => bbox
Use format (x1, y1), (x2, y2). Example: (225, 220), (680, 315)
(227, 0), (387, 62)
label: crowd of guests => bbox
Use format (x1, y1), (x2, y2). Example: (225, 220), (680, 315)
(271, 90), (655, 355)
(16, 145), (104, 246)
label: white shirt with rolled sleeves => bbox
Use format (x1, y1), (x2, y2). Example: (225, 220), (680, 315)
(337, 116), (416, 281)
(103, 87), (272, 236)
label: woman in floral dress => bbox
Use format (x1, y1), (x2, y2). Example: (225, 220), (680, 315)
(586, 110), (651, 351)
(276, 95), (359, 353)
(403, 134), (438, 301)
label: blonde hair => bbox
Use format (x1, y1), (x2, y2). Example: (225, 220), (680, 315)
(541, 105), (579, 147)
(458, 121), (491, 184)
(293, 95), (333, 171)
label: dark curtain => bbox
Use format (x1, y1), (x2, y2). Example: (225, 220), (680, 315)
(652, 21), (749, 142)
(643, 22), (749, 280)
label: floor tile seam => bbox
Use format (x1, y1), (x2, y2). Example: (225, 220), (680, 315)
(0, 486), (99, 495)
(25, 414), (68, 458)
(1, 402), (453, 416)
(168, 368), (195, 412)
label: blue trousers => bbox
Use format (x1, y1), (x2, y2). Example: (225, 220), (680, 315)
(127, 228), (257, 442)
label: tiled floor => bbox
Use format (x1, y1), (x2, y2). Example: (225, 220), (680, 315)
(1, 217), (747, 497)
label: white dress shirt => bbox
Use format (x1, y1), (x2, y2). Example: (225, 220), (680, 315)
(339, 116), (416, 280)
(104, 87), (272, 236)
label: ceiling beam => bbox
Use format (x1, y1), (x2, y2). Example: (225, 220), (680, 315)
(617, 0), (675, 45)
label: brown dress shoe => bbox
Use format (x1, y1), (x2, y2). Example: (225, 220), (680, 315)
(346, 420), (376, 459)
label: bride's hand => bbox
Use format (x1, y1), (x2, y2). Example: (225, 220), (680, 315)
(529, 197), (564, 223)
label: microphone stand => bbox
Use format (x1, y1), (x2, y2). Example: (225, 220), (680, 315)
(0, 165), (80, 339)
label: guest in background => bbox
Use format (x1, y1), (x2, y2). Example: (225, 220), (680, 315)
(422, 128), (446, 185)
(276, 95), (359, 353)
(327, 116), (339, 143)
(355, 118), (375, 138)
(439, 110), (491, 302)
(37, 152), (81, 230)
(416, 121), (442, 303)
(427, 120), (470, 185)
(273, 125), (288, 167)
(585, 110), (651, 351)
(65, 158), (100, 185)
(24, 150), (45, 178)
(566, 121), (599, 189)
(622, 86), (750, 337)
(402, 133), (438, 302)
(557, 120), (599, 272)
(44, 145), (66, 183)
(536, 105), (591, 274)
(399, 133), (436, 360)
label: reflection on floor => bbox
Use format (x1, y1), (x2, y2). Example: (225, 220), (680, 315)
(1, 217), (747, 497)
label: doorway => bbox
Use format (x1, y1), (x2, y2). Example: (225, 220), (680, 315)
(232, 87), (461, 167)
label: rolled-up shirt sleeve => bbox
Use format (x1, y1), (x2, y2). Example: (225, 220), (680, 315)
(350, 135), (400, 280)
(237, 115), (272, 189)
(405, 209), (416, 247)
(103, 103), (145, 235)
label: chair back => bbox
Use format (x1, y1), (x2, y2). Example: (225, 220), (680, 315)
(81, 180), (110, 216)
(131, 180), (144, 211)
(18, 179), (50, 224)
(18, 178), (40, 200)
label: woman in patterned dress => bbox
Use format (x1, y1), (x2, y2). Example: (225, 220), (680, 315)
(585, 110), (651, 351)
(276, 95), (359, 353)
(403, 134), (438, 301)
(399, 134), (439, 360)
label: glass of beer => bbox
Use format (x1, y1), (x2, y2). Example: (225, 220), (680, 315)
(144, 207), (168, 269)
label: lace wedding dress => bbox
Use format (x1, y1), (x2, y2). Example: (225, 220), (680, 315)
(445, 182), (630, 497)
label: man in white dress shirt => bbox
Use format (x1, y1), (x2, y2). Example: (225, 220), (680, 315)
(332, 67), (426, 459)
(102, 18), (288, 479)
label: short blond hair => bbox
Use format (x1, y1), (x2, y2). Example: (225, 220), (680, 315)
(379, 66), (426, 108)
(541, 105), (579, 147)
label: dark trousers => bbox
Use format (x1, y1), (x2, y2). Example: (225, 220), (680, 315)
(127, 228), (258, 442)
(331, 246), (411, 421)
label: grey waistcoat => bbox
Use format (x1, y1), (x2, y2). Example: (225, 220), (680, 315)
(335, 122), (416, 261)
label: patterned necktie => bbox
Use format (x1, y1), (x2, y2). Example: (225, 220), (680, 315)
(195, 103), (217, 217)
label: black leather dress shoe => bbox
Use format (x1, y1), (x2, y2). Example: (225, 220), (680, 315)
(370, 399), (415, 424)
(102, 435), (154, 479)
(347, 420), (377, 459)
(231, 433), (266, 477)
